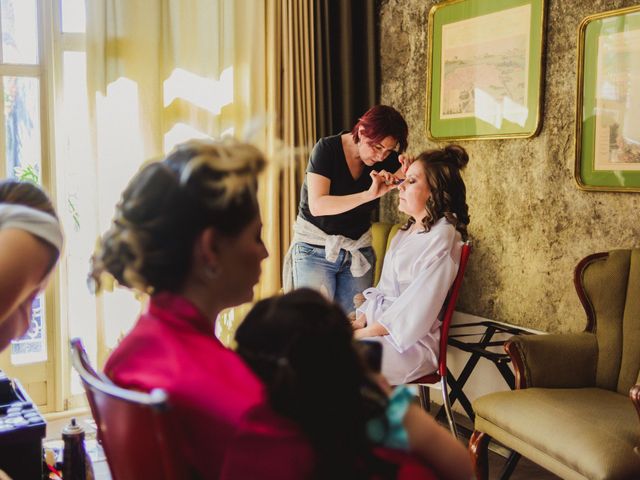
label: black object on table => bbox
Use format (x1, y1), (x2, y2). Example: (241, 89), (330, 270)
(0, 370), (46, 480)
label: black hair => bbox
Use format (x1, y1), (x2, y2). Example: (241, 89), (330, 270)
(235, 289), (391, 479)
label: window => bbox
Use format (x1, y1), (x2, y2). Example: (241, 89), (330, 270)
(1, 0), (242, 413)
(0, 0), (45, 363)
(0, 0), (55, 410)
(0, 0), (101, 412)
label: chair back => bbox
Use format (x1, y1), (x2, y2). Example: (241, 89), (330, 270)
(371, 222), (402, 285)
(574, 248), (640, 395)
(70, 338), (187, 480)
(438, 241), (472, 377)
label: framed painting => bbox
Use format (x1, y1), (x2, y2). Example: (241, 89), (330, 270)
(575, 5), (640, 192)
(426, 0), (546, 141)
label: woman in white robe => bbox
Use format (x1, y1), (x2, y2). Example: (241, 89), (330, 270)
(353, 145), (470, 385)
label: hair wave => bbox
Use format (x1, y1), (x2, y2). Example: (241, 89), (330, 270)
(401, 144), (470, 240)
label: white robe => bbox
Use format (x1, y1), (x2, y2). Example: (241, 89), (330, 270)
(357, 217), (462, 384)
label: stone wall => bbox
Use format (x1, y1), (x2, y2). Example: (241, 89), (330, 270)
(378, 0), (640, 332)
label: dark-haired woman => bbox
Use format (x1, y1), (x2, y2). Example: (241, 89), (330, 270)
(0, 181), (62, 351)
(90, 139), (310, 479)
(232, 288), (473, 480)
(353, 146), (470, 385)
(285, 105), (410, 314)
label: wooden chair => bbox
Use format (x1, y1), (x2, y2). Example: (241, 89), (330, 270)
(407, 241), (472, 439)
(70, 338), (187, 480)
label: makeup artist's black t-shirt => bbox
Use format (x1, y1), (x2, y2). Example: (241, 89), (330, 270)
(298, 133), (400, 240)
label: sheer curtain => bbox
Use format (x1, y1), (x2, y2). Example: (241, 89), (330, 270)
(261, 0), (317, 293)
(84, 0), (268, 358)
(217, 0), (318, 346)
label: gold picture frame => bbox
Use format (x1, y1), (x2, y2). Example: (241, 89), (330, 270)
(574, 5), (640, 192)
(425, 0), (547, 141)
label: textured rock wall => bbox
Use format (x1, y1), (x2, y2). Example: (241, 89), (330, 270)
(378, 0), (640, 333)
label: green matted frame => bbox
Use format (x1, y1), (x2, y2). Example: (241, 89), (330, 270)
(426, 0), (546, 141)
(575, 5), (640, 192)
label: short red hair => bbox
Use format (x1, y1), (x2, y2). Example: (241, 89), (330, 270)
(351, 105), (408, 153)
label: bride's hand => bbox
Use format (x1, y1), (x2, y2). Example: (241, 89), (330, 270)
(350, 312), (366, 330)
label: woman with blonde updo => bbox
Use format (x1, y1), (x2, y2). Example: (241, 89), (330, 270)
(352, 145), (470, 385)
(90, 139), (310, 479)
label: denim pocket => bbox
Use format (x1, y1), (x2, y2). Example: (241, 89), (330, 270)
(294, 242), (322, 258)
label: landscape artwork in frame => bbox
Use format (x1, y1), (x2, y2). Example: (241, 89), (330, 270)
(426, 0), (546, 141)
(575, 5), (640, 192)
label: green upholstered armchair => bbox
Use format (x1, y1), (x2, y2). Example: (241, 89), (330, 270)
(470, 249), (640, 480)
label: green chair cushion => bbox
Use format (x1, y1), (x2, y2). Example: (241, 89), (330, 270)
(371, 222), (401, 285)
(474, 388), (640, 480)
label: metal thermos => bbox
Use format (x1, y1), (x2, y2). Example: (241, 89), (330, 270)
(62, 417), (94, 480)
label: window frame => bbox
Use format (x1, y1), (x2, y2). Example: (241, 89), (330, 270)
(0, 0), (91, 414)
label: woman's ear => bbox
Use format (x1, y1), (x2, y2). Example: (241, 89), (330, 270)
(196, 227), (218, 265)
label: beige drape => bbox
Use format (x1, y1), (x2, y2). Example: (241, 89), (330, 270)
(85, 0), (270, 353)
(259, 0), (317, 296)
(85, 0), (318, 349)
(218, 1), (318, 346)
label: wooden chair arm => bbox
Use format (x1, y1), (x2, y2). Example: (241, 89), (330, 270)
(631, 384), (640, 458)
(631, 384), (640, 422)
(505, 333), (597, 389)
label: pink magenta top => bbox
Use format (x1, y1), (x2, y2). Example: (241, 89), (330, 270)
(105, 292), (314, 479)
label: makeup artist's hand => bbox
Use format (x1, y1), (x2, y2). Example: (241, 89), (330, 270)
(399, 154), (415, 175)
(368, 171), (396, 199)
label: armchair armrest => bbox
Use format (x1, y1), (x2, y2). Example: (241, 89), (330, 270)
(505, 333), (597, 389)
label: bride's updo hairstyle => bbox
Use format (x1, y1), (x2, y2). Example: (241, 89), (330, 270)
(403, 144), (470, 240)
(89, 138), (265, 294)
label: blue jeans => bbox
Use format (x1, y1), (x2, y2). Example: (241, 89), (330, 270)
(291, 242), (375, 314)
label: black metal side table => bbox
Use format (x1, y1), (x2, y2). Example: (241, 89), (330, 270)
(434, 320), (534, 480)
(440, 320), (534, 422)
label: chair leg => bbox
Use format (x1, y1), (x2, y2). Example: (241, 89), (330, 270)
(418, 385), (431, 412)
(469, 430), (490, 480)
(440, 376), (459, 439)
(499, 451), (521, 480)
